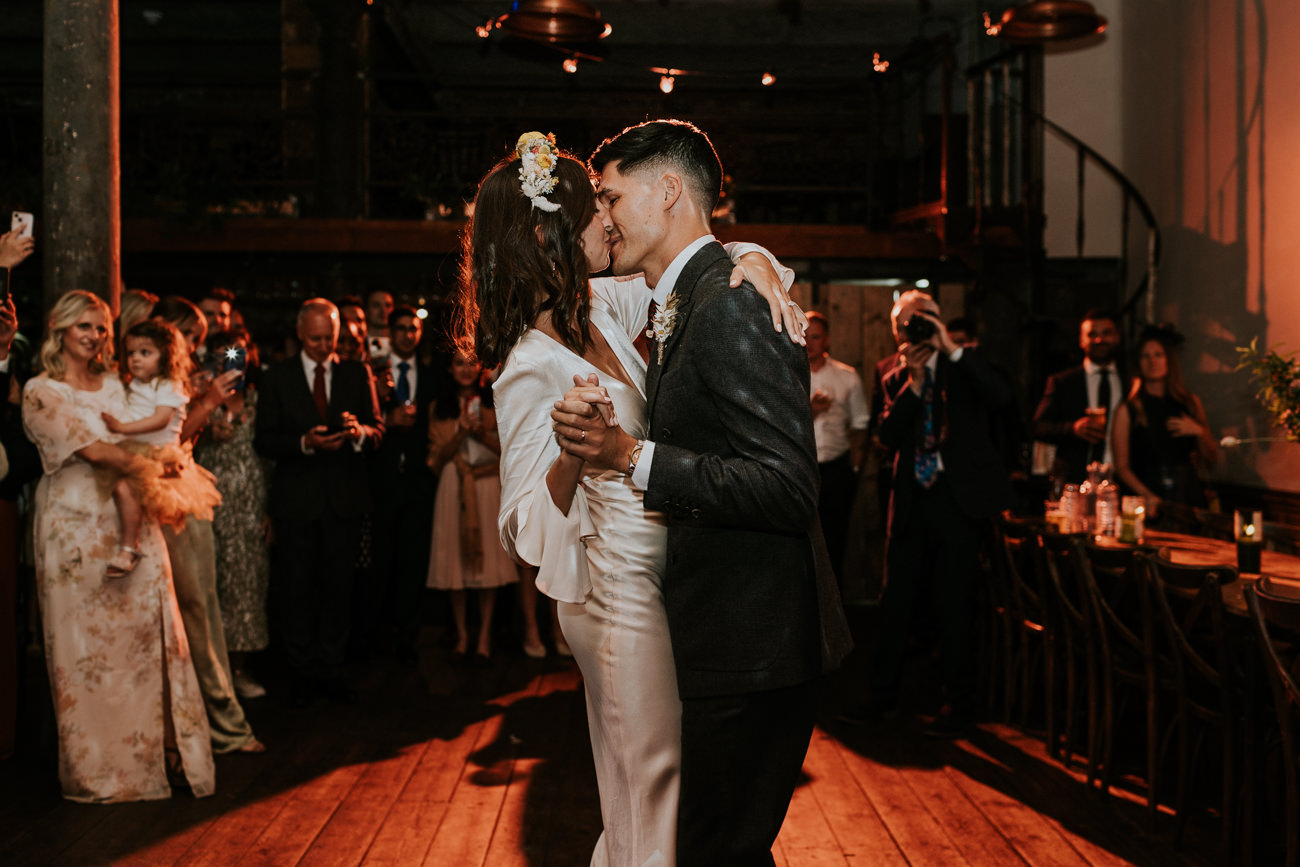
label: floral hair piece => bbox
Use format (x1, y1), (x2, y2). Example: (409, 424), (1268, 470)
(515, 131), (561, 213)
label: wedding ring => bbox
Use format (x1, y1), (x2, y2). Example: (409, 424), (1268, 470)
(786, 300), (797, 307)
(580, 430), (586, 441)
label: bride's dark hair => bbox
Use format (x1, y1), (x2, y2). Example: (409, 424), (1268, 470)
(452, 151), (597, 369)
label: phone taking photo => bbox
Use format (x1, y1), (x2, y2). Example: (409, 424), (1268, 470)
(10, 212), (33, 240)
(219, 345), (247, 391)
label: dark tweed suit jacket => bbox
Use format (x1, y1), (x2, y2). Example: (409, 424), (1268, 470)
(644, 242), (852, 699)
(253, 356), (383, 521)
(878, 349), (1013, 539)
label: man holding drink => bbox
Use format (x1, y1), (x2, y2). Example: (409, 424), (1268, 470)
(1032, 308), (1125, 486)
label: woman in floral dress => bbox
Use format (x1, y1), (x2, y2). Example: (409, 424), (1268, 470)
(195, 329), (271, 698)
(22, 290), (214, 802)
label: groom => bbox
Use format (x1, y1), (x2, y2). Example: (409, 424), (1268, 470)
(553, 119), (851, 864)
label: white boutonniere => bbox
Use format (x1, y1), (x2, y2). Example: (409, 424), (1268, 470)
(648, 292), (682, 364)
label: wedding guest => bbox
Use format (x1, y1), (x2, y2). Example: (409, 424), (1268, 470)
(805, 311), (869, 582)
(194, 330), (272, 699)
(426, 352), (514, 663)
(365, 290), (394, 359)
(153, 297), (264, 753)
(22, 290), (214, 801)
(1032, 308), (1124, 485)
(365, 305), (437, 663)
(197, 288), (235, 337)
(1111, 325), (1218, 524)
(0, 294), (39, 762)
(254, 299), (383, 707)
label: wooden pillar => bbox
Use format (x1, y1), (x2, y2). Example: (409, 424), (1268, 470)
(308, 0), (364, 219)
(43, 0), (121, 313)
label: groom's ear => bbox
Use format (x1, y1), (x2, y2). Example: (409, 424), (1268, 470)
(659, 171), (684, 212)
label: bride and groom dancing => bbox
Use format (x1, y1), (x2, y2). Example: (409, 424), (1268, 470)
(455, 119), (851, 865)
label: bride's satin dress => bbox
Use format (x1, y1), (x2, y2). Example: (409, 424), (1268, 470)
(495, 277), (678, 867)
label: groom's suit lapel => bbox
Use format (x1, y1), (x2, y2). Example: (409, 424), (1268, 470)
(644, 242), (724, 417)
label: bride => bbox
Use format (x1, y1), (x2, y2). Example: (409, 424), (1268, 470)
(451, 133), (800, 865)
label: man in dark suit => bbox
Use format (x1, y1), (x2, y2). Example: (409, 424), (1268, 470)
(254, 298), (383, 705)
(841, 290), (1012, 736)
(363, 304), (436, 662)
(1031, 308), (1124, 485)
(554, 119), (851, 865)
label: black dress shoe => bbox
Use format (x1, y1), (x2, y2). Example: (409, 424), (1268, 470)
(395, 644), (419, 666)
(320, 678), (360, 705)
(289, 683), (314, 709)
(923, 705), (974, 738)
(836, 696), (901, 726)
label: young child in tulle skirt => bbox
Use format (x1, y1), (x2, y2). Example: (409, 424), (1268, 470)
(100, 320), (222, 578)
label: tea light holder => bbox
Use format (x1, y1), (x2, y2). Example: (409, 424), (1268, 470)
(1118, 496), (1145, 544)
(1235, 509), (1264, 573)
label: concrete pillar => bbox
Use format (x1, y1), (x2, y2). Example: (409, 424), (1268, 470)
(43, 0), (121, 313)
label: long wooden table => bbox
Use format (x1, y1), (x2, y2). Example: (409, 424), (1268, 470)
(1093, 528), (1300, 615)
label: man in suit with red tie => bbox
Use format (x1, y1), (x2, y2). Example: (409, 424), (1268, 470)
(841, 290), (1012, 736)
(254, 298), (383, 706)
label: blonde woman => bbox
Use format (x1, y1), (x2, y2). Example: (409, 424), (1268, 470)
(22, 290), (214, 802)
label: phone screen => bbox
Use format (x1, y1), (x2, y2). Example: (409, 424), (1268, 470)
(219, 346), (246, 391)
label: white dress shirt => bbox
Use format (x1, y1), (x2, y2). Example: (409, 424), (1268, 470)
(810, 356), (870, 464)
(631, 234), (716, 490)
(389, 353), (419, 401)
(1082, 358), (1123, 466)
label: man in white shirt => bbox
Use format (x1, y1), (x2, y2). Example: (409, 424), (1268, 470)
(805, 312), (869, 584)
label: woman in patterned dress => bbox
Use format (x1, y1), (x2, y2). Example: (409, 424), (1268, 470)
(22, 290), (214, 802)
(195, 329), (271, 698)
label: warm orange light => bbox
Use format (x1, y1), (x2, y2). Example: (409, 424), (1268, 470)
(475, 22), (492, 38)
(983, 12), (1001, 37)
(761, 71), (776, 86)
(563, 57), (579, 73)
(872, 52), (889, 73)
(660, 74), (675, 94)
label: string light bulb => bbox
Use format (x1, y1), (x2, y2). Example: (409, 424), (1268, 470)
(872, 52), (889, 72)
(982, 11), (1002, 36)
(761, 71), (776, 86)
(563, 56), (579, 73)
(475, 19), (493, 38)
(660, 73), (675, 94)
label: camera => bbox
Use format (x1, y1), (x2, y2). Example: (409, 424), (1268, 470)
(902, 314), (936, 344)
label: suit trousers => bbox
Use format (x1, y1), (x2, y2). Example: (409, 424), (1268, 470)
(817, 452), (857, 584)
(365, 478), (434, 652)
(162, 517), (257, 752)
(677, 678), (821, 866)
(273, 512), (362, 679)
(871, 476), (982, 709)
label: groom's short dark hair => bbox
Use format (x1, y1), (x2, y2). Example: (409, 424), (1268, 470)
(591, 119), (723, 213)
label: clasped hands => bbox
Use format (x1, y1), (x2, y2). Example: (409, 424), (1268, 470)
(551, 374), (636, 474)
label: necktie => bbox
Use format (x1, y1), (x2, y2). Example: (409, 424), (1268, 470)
(396, 360), (411, 404)
(634, 298), (659, 365)
(313, 361), (329, 422)
(1092, 369), (1112, 462)
(914, 367), (938, 489)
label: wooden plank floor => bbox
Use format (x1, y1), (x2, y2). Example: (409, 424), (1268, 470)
(0, 606), (1231, 866)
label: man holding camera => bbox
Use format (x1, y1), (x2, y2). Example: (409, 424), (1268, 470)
(841, 290), (1012, 736)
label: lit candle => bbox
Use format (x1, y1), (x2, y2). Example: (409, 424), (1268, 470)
(1236, 510), (1263, 573)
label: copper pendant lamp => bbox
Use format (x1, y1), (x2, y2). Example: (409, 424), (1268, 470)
(995, 1), (1107, 44)
(496, 0), (613, 44)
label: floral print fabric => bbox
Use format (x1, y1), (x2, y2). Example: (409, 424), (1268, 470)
(23, 374), (214, 802)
